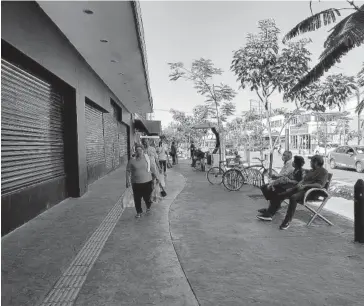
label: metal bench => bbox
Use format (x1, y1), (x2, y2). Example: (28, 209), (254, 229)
(284, 173), (333, 226)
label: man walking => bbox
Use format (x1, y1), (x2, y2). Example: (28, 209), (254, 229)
(190, 141), (195, 160)
(171, 142), (177, 165)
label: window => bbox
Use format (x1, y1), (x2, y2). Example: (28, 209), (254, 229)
(336, 147), (346, 153)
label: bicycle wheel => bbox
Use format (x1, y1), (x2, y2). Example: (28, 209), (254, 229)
(207, 167), (224, 185)
(223, 169), (245, 191)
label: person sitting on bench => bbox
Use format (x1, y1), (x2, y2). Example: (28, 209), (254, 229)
(257, 150), (294, 214)
(257, 155), (305, 222)
(277, 154), (328, 230)
(192, 148), (206, 171)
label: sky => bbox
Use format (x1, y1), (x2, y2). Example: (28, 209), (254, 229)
(140, 0), (364, 127)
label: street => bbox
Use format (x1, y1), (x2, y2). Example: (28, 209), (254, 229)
(250, 151), (363, 186)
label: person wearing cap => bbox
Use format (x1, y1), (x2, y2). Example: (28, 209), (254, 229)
(257, 155), (305, 223)
(126, 144), (158, 218)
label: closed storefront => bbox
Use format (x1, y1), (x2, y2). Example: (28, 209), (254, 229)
(103, 102), (121, 172)
(1, 59), (67, 234)
(85, 101), (106, 184)
(118, 122), (128, 163)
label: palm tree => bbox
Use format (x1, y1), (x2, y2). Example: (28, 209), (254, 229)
(283, 1), (364, 95)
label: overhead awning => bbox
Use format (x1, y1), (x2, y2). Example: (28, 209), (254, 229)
(134, 115), (161, 135)
(134, 114), (149, 133)
(38, 1), (153, 113)
(144, 120), (161, 136)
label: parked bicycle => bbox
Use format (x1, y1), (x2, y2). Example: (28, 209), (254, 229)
(206, 159), (242, 185)
(206, 160), (227, 185)
(222, 157), (279, 191)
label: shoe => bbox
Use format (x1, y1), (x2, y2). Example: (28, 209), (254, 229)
(257, 215), (272, 221)
(279, 222), (290, 230)
(135, 213), (142, 218)
(146, 208), (151, 213)
(258, 208), (267, 214)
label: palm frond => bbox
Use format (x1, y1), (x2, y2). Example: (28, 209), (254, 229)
(356, 98), (364, 114)
(321, 5), (364, 56)
(283, 8), (341, 43)
(358, 62), (364, 87)
(288, 6), (364, 94)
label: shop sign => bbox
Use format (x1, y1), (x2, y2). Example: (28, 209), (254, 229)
(290, 125), (308, 135)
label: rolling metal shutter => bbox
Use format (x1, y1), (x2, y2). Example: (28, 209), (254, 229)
(1, 59), (65, 195)
(103, 112), (119, 172)
(118, 123), (128, 161)
(85, 102), (105, 183)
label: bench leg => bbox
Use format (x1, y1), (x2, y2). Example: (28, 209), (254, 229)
(305, 198), (333, 226)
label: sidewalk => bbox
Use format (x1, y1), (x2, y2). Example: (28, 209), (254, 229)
(170, 160), (364, 306)
(1, 167), (128, 306)
(2, 166), (198, 306)
(2, 160), (364, 306)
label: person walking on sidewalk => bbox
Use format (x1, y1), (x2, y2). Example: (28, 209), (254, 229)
(257, 155), (305, 222)
(126, 144), (158, 218)
(171, 142), (177, 165)
(190, 141), (195, 159)
(157, 140), (169, 177)
(143, 139), (161, 202)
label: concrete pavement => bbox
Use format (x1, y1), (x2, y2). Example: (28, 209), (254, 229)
(171, 160), (364, 306)
(2, 160), (364, 306)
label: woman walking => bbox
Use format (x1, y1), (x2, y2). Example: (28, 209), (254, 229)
(126, 144), (157, 218)
(142, 139), (161, 202)
(157, 140), (169, 177)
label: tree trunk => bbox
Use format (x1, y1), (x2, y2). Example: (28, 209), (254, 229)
(265, 106), (274, 177)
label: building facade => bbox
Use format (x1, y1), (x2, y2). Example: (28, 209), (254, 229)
(1, 1), (158, 235)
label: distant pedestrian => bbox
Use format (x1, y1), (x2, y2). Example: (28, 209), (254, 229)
(190, 141), (195, 159)
(157, 140), (169, 177)
(143, 139), (161, 202)
(126, 144), (158, 218)
(171, 142), (177, 165)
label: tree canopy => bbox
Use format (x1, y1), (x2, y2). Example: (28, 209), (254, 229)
(168, 59), (237, 128)
(283, 1), (364, 94)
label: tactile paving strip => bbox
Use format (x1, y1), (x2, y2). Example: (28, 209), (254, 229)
(39, 196), (125, 306)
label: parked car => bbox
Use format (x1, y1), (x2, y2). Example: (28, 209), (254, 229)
(314, 143), (339, 156)
(328, 145), (364, 173)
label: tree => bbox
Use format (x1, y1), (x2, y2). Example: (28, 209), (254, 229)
(168, 108), (206, 144)
(334, 117), (350, 144)
(283, 1), (364, 94)
(231, 19), (312, 172)
(356, 62), (364, 114)
(168, 59), (237, 129)
(298, 74), (357, 112)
